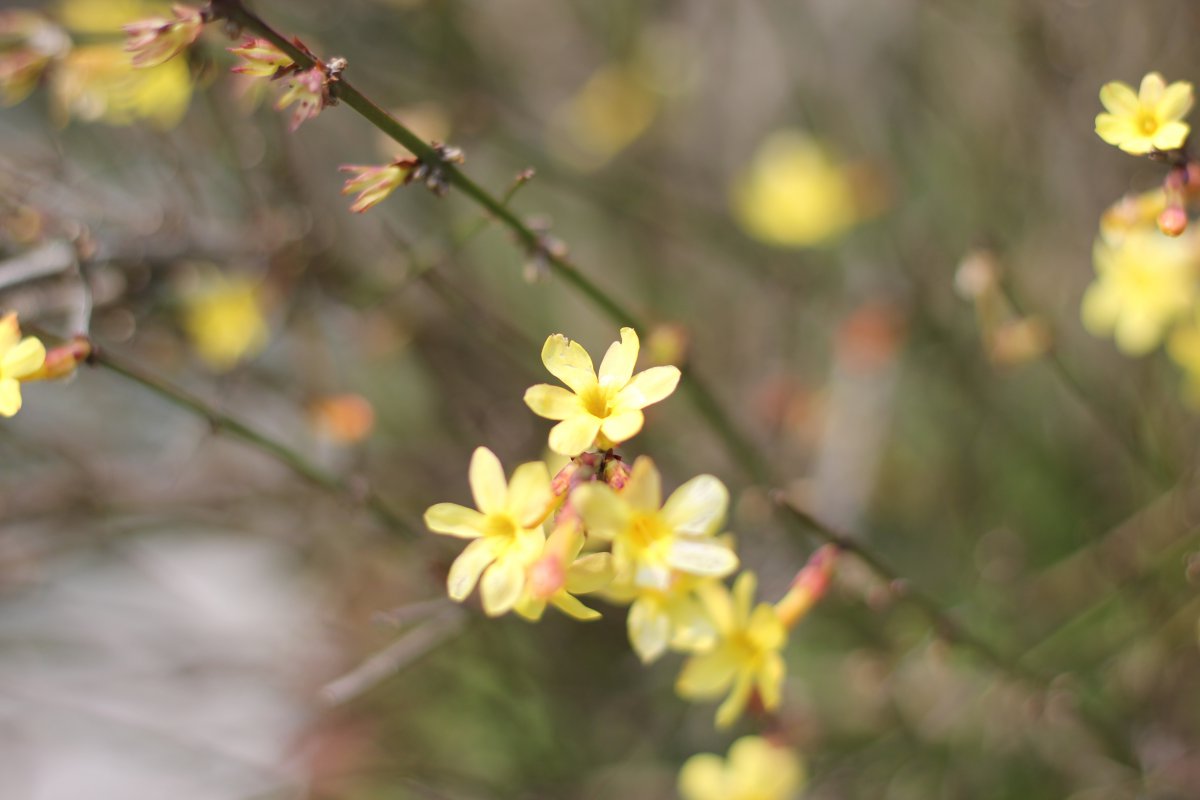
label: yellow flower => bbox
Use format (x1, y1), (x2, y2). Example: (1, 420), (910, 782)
(603, 571), (719, 663)
(678, 736), (805, 800)
(0, 312), (47, 417)
(340, 162), (413, 213)
(732, 130), (862, 248)
(1095, 72), (1193, 155)
(515, 523), (614, 622)
(227, 37), (295, 78)
(550, 63), (660, 171)
(52, 43), (192, 128)
(57, 0), (167, 33)
(180, 273), (269, 371)
(1082, 229), (1198, 355)
(676, 572), (787, 728)
(572, 457), (739, 612)
(524, 327), (681, 456)
(424, 448), (555, 617)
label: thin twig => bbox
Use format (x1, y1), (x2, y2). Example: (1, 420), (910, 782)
(212, 0), (766, 484)
(88, 343), (418, 540)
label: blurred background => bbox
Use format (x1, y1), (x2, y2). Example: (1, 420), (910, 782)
(2, 0), (1200, 797)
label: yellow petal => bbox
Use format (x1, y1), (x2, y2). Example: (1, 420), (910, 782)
(613, 365), (680, 410)
(447, 537), (502, 601)
(733, 571), (758, 624)
(572, 483), (628, 540)
(1098, 81), (1138, 116)
(0, 377), (22, 417)
(1094, 113), (1138, 145)
(748, 604), (787, 650)
(424, 503), (486, 538)
(523, 384), (583, 420)
(728, 737), (802, 796)
(622, 456), (662, 511)
(507, 460), (553, 527)
(564, 552), (614, 594)
(514, 594), (547, 621)
(755, 650), (786, 711)
(0, 336), (45, 379)
(541, 333), (596, 395)
(1114, 309), (1163, 355)
(548, 414), (603, 456)
(667, 592), (718, 651)
(597, 327), (639, 388)
(469, 446), (508, 514)
(599, 409), (644, 443)
(661, 474), (729, 535)
(1139, 72), (1166, 105)
(1118, 135), (1156, 155)
(550, 592), (602, 621)
(1157, 81), (1194, 121)
(668, 538), (739, 577)
(676, 647), (739, 698)
(481, 556), (526, 616)
(628, 597), (671, 662)
(677, 754), (727, 800)
(695, 580), (736, 635)
(1152, 120), (1190, 151)
(715, 671), (755, 728)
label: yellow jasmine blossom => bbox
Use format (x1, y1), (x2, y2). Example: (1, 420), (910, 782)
(1082, 229), (1199, 356)
(57, 0), (166, 34)
(424, 448), (555, 617)
(52, 43), (192, 128)
(603, 571), (718, 663)
(0, 312), (47, 417)
(1095, 72), (1193, 155)
(180, 273), (269, 371)
(551, 63), (660, 171)
(515, 523), (614, 622)
(732, 130), (862, 248)
(678, 736), (805, 800)
(123, 4), (205, 69)
(572, 456), (739, 593)
(524, 327), (681, 456)
(676, 571), (787, 728)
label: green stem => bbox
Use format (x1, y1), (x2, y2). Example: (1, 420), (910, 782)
(214, 0), (765, 483)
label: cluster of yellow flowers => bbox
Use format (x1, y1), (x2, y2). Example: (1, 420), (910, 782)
(0, 2), (196, 128)
(423, 327), (831, 758)
(1087, 72), (1200, 402)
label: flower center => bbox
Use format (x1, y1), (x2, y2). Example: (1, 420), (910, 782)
(628, 512), (670, 552)
(1138, 111), (1159, 135)
(581, 385), (612, 418)
(484, 514), (518, 540)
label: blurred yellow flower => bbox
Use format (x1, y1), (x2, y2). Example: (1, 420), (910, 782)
(515, 523), (613, 622)
(1082, 229), (1199, 355)
(58, 0), (168, 33)
(551, 63), (659, 171)
(180, 274), (269, 371)
(524, 327), (681, 456)
(424, 448), (555, 617)
(732, 130), (863, 248)
(676, 572), (787, 728)
(572, 456), (739, 629)
(1168, 312), (1200, 407)
(1095, 72), (1193, 155)
(678, 736), (804, 800)
(0, 312), (47, 418)
(52, 42), (191, 128)
(603, 571), (718, 663)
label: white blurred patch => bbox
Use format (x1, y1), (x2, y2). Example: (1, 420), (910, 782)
(0, 529), (327, 800)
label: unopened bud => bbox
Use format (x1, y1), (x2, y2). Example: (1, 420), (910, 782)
(775, 544), (838, 628)
(1158, 205), (1189, 237)
(25, 336), (91, 382)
